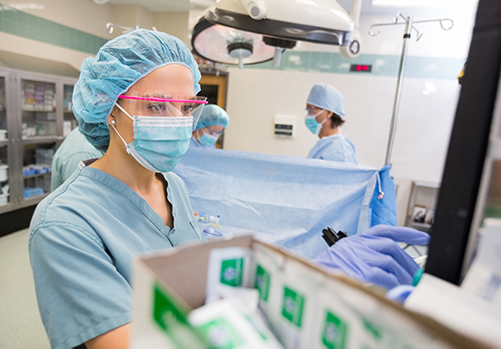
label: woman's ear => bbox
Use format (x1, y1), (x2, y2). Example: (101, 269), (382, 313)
(107, 115), (116, 127)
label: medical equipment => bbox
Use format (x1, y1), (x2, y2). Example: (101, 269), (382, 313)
(424, 1), (501, 285)
(368, 13), (454, 165)
(105, 23), (157, 35)
(321, 227), (347, 247)
(191, 0), (363, 68)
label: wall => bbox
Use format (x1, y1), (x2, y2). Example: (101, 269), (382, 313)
(154, 12), (190, 47)
(0, 1), (190, 75)
(222, 5), (477, 225)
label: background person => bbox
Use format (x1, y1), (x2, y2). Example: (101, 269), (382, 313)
(190, 104), (229, 148)
(305, 83), (357, 163)
(51, 128), (102, 190)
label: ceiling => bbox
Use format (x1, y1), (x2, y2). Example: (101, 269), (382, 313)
(104, 0), (476, 14)
(106, 0), (213, 12)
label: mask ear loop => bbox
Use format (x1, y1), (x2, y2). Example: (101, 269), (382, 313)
(111, 103), (133, 154)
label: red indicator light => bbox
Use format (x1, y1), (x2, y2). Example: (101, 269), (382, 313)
(350, 64), (372, 73)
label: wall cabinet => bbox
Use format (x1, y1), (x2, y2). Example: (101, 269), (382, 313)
(405, 181), (440, 232)
(0, 68), (77, 214)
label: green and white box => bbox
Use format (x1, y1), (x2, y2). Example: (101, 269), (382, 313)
(273, 259), (321, 348)
(206, 247), (255, 304)
(189, 298), (283, 349)
(130, 235), (485, 349)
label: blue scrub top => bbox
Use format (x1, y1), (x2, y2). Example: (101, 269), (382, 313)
(307, 133), (358, 164)
(51, 128), (102, 190)
(29, 161), (203, 349)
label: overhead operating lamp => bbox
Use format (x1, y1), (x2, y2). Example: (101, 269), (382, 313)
(191, 0), (362, 69)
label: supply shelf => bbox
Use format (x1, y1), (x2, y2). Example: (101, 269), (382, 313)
(0, 67), (77, 214)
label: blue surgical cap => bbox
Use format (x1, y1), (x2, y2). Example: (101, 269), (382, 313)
(73, 29), (202, 152)
(196, 104), (230, 130)
(306, 83), (345, 119)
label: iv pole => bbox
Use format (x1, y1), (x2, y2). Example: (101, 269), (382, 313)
(368, 13), (454, 165)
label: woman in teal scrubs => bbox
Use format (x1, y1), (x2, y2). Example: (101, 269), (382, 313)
(29, 29), (207, 349)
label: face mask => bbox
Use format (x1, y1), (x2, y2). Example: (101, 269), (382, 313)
(198, 132), (219, 147)
(112, 103), (193, 172)
(305, 109), (326, 135)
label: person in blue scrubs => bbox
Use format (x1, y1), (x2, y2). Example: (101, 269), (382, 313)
(190, 104), (229, 148)
(51, 128), (102, 190)
(29, 30), (207, 349)
(305, 83), (358, 163)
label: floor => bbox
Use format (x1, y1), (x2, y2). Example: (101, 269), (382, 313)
(0, 228), (50, 349)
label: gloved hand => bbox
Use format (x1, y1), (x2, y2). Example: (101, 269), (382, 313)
(314, 225), (430, 290)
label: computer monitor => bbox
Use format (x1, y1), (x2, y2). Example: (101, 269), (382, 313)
(425, 0), (501, 285)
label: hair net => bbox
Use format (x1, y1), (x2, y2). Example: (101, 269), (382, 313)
(306, 83), (345, 119)
(73, 29), (202, 152)
(195, 104), (230, 130)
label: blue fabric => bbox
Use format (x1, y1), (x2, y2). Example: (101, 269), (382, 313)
(173, 148), (397, 259)
(196, 104), (229, 130)
(369, 164), (397, 226)
(313, 225), (430, 289)
(307, 134), (358, 164)
(73, 29), (201, 153)
(199, 132), (219, 147)
(126, 115), (193, 172)
(51, 128), (102, 190)
(29, 162), (203, 349)
(306, 83), (345, 117)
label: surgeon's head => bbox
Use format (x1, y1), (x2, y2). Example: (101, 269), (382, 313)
(305, 83), (345, 138)
(193, 104), (230, 147)
(73, 29), (202, 153)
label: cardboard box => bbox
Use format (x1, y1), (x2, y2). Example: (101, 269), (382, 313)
(131, 235), (485, 349)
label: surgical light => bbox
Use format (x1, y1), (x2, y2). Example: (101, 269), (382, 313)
(191, 0), (362, 68)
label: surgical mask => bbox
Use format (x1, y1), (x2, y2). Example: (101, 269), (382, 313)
(113, 103), (193, 172)
(305, 109), (326, 135)
(199, 132), (219, 147)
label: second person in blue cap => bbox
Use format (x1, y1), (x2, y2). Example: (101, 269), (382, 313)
(191, 104), (230, 148)
(305, 83), (358, 164)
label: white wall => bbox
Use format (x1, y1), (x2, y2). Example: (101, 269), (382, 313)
(6, 0), (113, 38)
(224, 69), (459, 179)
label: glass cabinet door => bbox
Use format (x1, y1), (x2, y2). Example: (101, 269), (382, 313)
(22, 142), (55, 200)
(21, 79), (57, 139)
(0, 76), (9, 206)
(63, 84), (77, 137)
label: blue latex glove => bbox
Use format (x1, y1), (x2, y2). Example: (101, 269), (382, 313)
(314, 225), (430, 290)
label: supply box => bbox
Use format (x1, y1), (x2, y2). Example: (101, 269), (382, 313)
(131, 235), (483, 348)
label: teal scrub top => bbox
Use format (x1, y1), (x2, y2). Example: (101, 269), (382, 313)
(29, 160), (204, 349)
(307, 133), (358, 164)
(51, 128), (102, 191)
